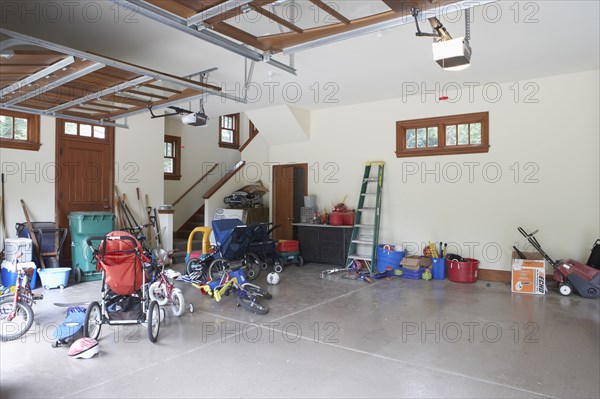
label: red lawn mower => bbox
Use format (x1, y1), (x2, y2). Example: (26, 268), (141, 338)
(518, 227), (600, 299)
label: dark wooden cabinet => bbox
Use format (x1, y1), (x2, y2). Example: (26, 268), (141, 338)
(293, 224), (352, 265)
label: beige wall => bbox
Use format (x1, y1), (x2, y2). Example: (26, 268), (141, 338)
(265, 70), (600, 271)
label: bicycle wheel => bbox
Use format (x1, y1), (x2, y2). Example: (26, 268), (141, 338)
(243, 284), (272, 300)
(0, 297), (34, 342)
(147, 300), (160, 343)
(208, 258), (228, 281)
(237, 296), (268, 315)
(83, 301), (102, 340)
(148, 281), (169, 306)
(171, 288), (185, 317)
(244, 252), (262, 281)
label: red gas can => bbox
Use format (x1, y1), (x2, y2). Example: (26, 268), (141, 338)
(447, 258), (479, 283)
(329, 212), (344, 226)
(342, 210), (355, 225)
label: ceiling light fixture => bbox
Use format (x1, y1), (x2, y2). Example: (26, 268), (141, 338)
(412, 8), (472, 71)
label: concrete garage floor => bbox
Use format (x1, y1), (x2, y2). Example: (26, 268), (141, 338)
(1, 262), (599, 399)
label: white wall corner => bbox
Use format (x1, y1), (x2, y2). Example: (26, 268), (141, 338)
(245, 105), (310, 145)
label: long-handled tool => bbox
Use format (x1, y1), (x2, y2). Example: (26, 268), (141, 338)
(1, 173), (6, 254)
(20, 199), (45, 269)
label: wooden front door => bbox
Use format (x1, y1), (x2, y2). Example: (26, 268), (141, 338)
(56, 119), (114, 260)
(272, 164), (307, 240)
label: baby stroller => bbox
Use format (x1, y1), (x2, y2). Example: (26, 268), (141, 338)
(82, 231), (161, 343)
(207, 219), (262, 281)
(247, 223), (284, 273)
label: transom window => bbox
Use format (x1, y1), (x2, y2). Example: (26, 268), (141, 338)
(164, 135), (181, 180)
(0, 110), (41, 151)
(396, 112), (489, 157)
(219, 113), (240, 149)
(63, 121), (107, 139)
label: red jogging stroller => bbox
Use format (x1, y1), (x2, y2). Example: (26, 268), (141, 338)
(82, 231), (161, 343)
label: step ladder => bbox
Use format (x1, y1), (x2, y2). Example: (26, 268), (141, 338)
(346, 161), (384, 274)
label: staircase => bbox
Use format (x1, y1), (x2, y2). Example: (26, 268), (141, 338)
(172, 205), (205, 265)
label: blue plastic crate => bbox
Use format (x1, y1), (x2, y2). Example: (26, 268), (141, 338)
(399, 267), (427, 279)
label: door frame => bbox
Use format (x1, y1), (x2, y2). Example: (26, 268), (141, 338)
(55, 118), (115, 259)
(272, 163), (307, 239)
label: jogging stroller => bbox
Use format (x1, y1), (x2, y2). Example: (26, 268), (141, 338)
(207, 219), (262, 281)
(247, 223), (284, 273)
(82, 231), (161, 343)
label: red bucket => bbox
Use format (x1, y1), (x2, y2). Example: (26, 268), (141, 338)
(447, 258), (479, 283)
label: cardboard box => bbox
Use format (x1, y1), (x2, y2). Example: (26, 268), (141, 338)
(400, 255), (432, 271)
(511, 251), (546, 295)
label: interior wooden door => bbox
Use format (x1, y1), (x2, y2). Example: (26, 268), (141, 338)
(272, 163), (307, 240)
(56, 119), (114, 261)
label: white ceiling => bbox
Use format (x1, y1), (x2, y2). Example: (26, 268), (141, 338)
(3, 0), (599, 119)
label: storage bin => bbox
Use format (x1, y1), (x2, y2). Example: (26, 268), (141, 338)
(68, 212), (115, 282)
(399, 267), (426, 279)
(432, 258), (446, 279)
(4, 238), (32, 263)
(277, 240), (299, 253)
(447, 258), (479, 283)
(38, 267), (71, 289)
(376, 245), (405, 273)
(303, 195), (316, 208)
(1, 260), (37, 289)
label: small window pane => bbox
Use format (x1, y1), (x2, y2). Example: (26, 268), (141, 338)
(80, 124), (92, 137)
(14, 118), (28, 140)
(65, 122), (78, 135)
(470, 123), (481, 144)
(446, 125), (457, 145)
(427, 127), (438, 147)
(165, 142), (172, 157)
(164, 159), (173, 173)
(0, 116), (13, 139)
(416, 128), (427, 148)
(458, 124), (469, 145)
(222, 130), (233, 144)
(406, 129), (416, 149)
(93, 126), (105, 139)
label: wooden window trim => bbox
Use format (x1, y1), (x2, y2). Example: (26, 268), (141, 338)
(164, 135), (181, 181)
(0, 110), (41, 151)
(219, 113), (240, 149)
(396, 112), (489, 158)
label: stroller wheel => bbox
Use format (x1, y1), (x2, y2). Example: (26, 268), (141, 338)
(83, 302), (102, 340)
(244, 252), (262, 281)
(260, 262), (268, 270)
(189, 303), (194, 313)
(274, 263), (283, 273)
(147, 300), (160, 343)
(208, 259), (228, 281)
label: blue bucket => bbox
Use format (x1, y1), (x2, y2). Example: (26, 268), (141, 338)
(432, 258), (446, 279)
(376, 245), (405, 273)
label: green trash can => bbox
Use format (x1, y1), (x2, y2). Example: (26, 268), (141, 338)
(68, 212), (115, 282)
